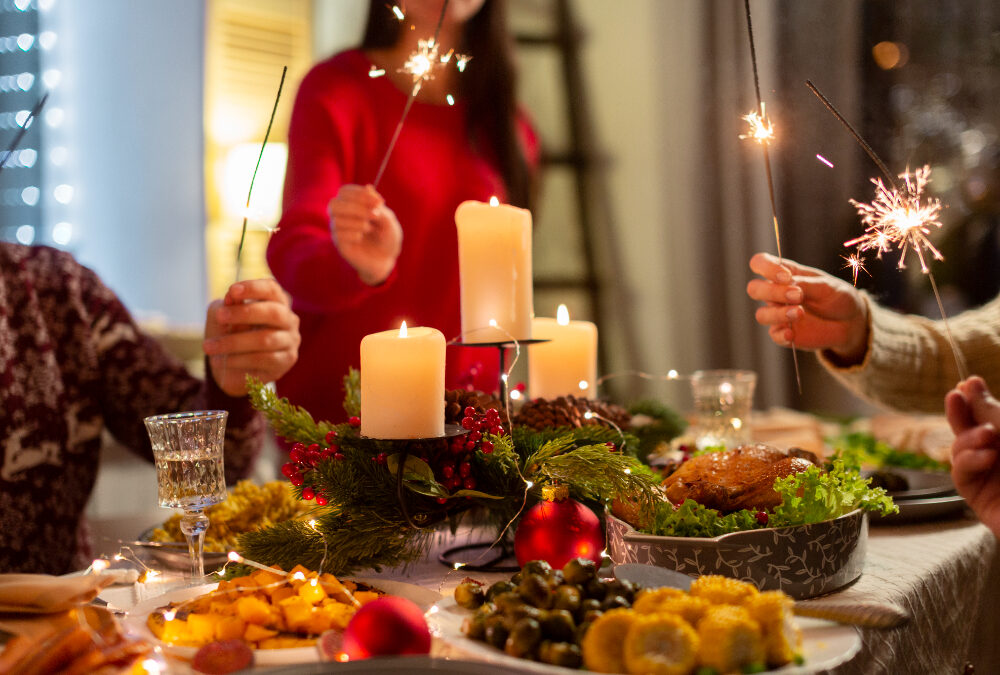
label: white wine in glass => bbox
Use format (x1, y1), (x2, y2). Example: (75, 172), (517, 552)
(145, 410), (228, 580)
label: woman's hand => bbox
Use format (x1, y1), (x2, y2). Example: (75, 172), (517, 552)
(746, 252), (870, 365)
(329, 184), (403, 285)
(204, 279), (301, 396)
(946, 376), (1000, 538)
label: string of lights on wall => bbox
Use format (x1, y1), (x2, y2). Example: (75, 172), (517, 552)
(0, 0), (68, 248)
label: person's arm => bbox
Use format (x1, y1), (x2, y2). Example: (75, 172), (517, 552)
(93, 276), (299, 483)
(748, 252), (1000, 412)
(946, 376), (1000, 538)
(266, 63), (399, 313)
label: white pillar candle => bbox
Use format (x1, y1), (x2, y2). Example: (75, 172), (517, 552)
(529, 304), (598, 400)
(455, 197), (534, 343)
(360, 323), (445, 439)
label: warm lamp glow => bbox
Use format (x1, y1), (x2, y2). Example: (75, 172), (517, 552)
(219, 142), (288, 225)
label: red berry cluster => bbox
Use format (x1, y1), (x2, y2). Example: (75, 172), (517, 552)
(430, 407), (505, 502)
(280, 428), (346, 506)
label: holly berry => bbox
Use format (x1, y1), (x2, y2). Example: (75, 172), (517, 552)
(441, 465), (455, 479)
(280, 462), (298, 478)
(464, 406), (477, 418)
(302, 487), (315, 500)
(436, 497), (448, 505)
(480, 440), (494, 454)
(458, 462), (472, 478)
(463, 477), (477, 490)
(290, 474), (305, 487)
(316, 494), (329, 506)
(333, 452), (345, 461)
(289, 446), (306, 464)
(755, 511), (769, 525)
(349, 416), (361, 427)
(461, 416), (476, 431)
(325, 430), (338, 444)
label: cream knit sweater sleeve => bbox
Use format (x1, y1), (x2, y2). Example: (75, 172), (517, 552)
(818, 293), (1000, 413)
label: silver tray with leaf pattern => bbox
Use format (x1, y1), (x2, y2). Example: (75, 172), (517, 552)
(605, 510), (867, 599)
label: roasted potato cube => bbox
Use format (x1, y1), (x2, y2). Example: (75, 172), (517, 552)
(235, 596), (272, 625)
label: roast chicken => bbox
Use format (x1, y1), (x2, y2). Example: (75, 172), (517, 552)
(662, 444), (816, 513)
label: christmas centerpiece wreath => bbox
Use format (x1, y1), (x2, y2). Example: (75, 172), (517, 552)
(239, 373), (665, 574)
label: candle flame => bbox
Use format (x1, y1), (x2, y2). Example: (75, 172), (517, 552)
(489, 196), (499, 207)
(399, 321), (408, 338)
(556, 304), (570, 325)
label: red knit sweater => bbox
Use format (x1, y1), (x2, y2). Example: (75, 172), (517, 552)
(267, 49), (538, 426)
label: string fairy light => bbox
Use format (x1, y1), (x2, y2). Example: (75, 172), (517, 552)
(371, 1), (471, 187)
(741, 0), (802, 392)
(805, 81), (968, 381)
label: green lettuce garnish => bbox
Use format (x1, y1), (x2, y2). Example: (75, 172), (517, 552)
(828, 431), (949, 471)
(645, 457), (897, 538)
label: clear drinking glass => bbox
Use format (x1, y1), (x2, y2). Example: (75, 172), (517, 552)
(690, 370), (757, 450)
(144, 410), (228, 580)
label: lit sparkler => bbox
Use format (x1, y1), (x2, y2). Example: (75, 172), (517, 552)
(371, 1), (471, 187)
(742, 0), (801, 392)
(846, 165), (944, 273)
(841, 252), (870, 285)
(806, 81), (968, 381)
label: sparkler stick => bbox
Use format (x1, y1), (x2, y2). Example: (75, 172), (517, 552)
(742, 0), (802, 393)
(235, 66), (287, 283)
(805, 82), (969, 381)
(0, 93), (48, 175)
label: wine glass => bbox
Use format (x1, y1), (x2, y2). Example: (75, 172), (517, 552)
(144, 410), (228, 581)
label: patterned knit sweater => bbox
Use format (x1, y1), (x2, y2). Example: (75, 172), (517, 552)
(819, 292), (1000, 413)
(0, 243), (265, 573)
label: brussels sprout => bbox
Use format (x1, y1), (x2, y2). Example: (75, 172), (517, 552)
(485, 580), (516, 602)
(484, 615), (509, 649)
(601, 594), (629, 611)
(455, 581), (486, 609)
(540, 608), (576, 642)
(462, 613), (487, 640)
(518, 573), (553, 609)
(552, 584), (582, 612)
(538, 641), (583, 668)
(562, 557), (598, 585)
(493, 591), (525, 614)
(504, 617), (542, 658)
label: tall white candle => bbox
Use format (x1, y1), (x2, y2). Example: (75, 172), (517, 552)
(529, 304), (598, 400)
(360, 323), (445, 439)
(455, 197), (533, 343)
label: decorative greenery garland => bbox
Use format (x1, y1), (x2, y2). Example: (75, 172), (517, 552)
(239, 374), (662, 574)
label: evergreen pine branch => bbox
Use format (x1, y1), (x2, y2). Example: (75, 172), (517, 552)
(534, 445), (662, 518)
(342, 368), (361, 417)
(246, 377), (336, 445)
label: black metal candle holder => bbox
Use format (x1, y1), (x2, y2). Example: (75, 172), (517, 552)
(448, 338), (550, 409)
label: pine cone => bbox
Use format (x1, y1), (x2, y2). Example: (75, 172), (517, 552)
(513, 395), (631, 431)
(444, 389), (504, 425)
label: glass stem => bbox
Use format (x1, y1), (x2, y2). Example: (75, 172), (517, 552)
(180, 509), (209, 580)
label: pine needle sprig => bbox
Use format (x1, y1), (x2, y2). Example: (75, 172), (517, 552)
(246, 376), (336, 444)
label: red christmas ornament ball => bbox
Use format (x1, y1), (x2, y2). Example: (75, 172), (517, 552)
(341, 596), (431, 660)
(514, 487), (605, 570)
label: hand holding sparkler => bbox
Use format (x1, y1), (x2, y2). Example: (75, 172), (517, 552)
(204, 279), (301, 396)
(329, 184), (403, 285)
(747, 252), (870, 366)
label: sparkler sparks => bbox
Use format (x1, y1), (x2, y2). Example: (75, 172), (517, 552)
(739, 104), (774, 143)
(845, 165), (944, 274)
(841, 252), (870, 285)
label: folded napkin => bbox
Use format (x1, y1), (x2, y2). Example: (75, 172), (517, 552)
(0, 573), (116, 614)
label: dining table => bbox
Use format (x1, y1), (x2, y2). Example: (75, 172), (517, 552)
(77, 505), (999, 675)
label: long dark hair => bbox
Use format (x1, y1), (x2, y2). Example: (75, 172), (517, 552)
(362, 0), (534, 211)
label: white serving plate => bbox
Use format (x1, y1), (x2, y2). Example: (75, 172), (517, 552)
(426, 596), (861, 674)
(122, 577), (442, 666)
